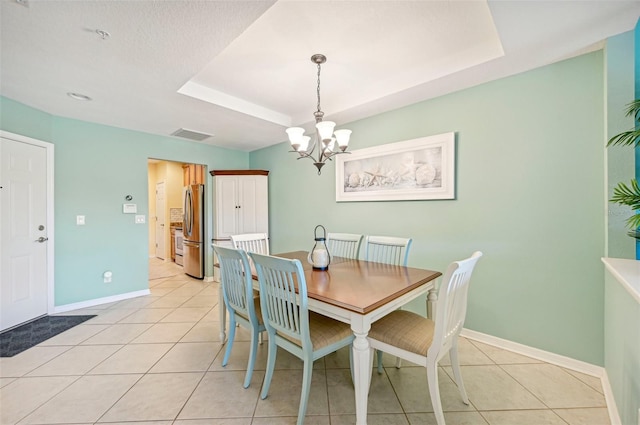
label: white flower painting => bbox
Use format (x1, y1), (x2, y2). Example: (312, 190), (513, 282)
(335, 132), (455, 202)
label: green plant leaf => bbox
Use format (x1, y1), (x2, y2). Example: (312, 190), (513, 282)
(607, 99), (640, 147)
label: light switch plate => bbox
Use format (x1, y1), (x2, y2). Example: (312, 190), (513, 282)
(76, 215), (85, 225)
(135, 215), (146, 224)
(123, 203), (137, 214)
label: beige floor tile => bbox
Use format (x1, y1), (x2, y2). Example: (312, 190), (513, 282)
(167, 286), (207, 297)
(327, 368), (403, 415)
(386, 366), (476, 413)
(89, 343), (174, 374)
(26, 345), (122, 376)
(178, 371), (263, 419)
(324, 345), (351, 369)
(19, 374), (141, 424)
(439, 338), (495, 366)
(254, 369), (329, 417)
(0, 346), (71, 377)
(147, 295), (192, 308)
(131, 322), (195, 343)
(81, 323), (152, 344)
(180, 321), (222, 342)
(501, 364), (607, 408)
(0, 375), (77, 424)
(117, 307), (174, 324)
(446, 365), (545, 411)
(209, 340), (267, 373)
(104, 422), (171, 425)
(153, 281), (189, 289)
(150, 287), (176, 296)
(85, 308), (139, 324)
(98, 372), (203, 422)
(149, 342), (217, 373)
(114, 296), (161, 309)
(253, 415), (331, 424)
(407, 411), (489, 425)
(0, 377), (16, 388)
(480, 409), (566, 425)
(553, 407), (611, 425)
(37, 324), (110, 346)
(160, 307), (211, 323)
(181, 296), (219, 308)
(201, 306), (222, 322)
(468, 341), (544, 365)
(331, 414), (410, 425)
(174, 419), (252, 425)
(565, 369), (605, 394)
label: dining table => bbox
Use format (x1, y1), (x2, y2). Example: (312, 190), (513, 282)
(217, 250), (442, 425)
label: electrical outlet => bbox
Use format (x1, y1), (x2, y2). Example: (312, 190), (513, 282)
(135, 215), (146, 224)
(103, 271), (112, 283)
(76, 215), (85, 225)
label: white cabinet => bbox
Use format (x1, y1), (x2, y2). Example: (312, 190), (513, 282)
(212, 170), (269, 244)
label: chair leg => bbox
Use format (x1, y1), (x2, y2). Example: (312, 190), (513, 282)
(376, 349), (384, 374)
(243, 326), (260, 388)
(426, 358), (445, 425)
(260, 335), (277, 400)
(297, 358), (314, 425)
(222, 315), (237, 367)
(449, 341), (469, 404)
(395, 357), (402, 369)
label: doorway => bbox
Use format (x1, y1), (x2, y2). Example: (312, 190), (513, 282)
(147, 159), (206, 282)
(0, 131), (54, 331)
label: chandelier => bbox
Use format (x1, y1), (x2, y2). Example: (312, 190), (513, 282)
(286, 54), (352, 175)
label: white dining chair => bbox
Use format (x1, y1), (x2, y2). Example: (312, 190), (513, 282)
(230, 232), (270, 255)
(364, 235), (412, 266)
(367, 251), (483, 425)
(249, 252), (354, 425)
(364, 235), (413, 370)
(212, 244), (266, 388)
(327, 232), (363, 259)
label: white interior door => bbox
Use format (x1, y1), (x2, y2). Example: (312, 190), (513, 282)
(1, 136), (49, 331)
(155, 181), (166, 259)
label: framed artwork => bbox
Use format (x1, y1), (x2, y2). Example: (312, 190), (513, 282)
(335, 132), (455, 202)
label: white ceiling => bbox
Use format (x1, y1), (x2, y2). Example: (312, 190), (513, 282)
(1, 0), (639, 152)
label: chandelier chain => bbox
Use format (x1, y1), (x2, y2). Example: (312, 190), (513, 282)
(316, 62), (322, 117)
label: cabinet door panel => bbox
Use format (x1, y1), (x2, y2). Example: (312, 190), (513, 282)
(216, 177), (239, 238)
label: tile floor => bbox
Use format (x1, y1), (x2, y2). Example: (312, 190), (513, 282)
(0, 259), (611, 425)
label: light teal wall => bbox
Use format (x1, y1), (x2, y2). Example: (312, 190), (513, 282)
(1, 96), (249, 306)
(251, 52), (607, 364)
(604, 269), (640, 425)
(607, 32), (636, 259)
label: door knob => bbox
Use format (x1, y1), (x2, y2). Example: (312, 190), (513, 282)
(36, 237), (48, 243)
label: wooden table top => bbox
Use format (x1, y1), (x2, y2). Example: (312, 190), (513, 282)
(275, 251), (442, 315)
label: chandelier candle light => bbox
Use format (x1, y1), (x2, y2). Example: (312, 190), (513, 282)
(286, 54), (352, 175)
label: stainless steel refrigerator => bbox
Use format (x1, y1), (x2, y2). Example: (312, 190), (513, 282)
(183, 184), (204, 279)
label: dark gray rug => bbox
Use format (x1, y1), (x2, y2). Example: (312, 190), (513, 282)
(0, 315), (96, 357)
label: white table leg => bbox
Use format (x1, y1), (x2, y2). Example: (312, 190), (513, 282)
(352, 328), (371, 425)
(427, 287), (438, 320)
(218, 285), (226, 345)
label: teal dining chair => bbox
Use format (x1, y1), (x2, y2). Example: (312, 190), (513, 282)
(327, 232), (363, 259)
(249, 252), (354, 425)
(367, 251), (483, 425)
(364, 235), (413, 371)
(213, 244), (266, 389)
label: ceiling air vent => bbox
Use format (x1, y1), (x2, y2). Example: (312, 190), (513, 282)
(170, 128), (213, 142)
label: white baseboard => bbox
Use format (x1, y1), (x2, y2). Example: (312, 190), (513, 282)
(461, 328), (620, 425)
(53, 289), (151, 314)
(204, 276), (214, 283)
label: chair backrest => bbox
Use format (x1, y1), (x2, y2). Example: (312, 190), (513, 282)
(231, 233), (270, 255)
(248, 252), (311, 351)
(430, 251), (483, 358)
(213, 244), (257, 322)
(364, 235), (413, 266)
(327, 232), (363, 259)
